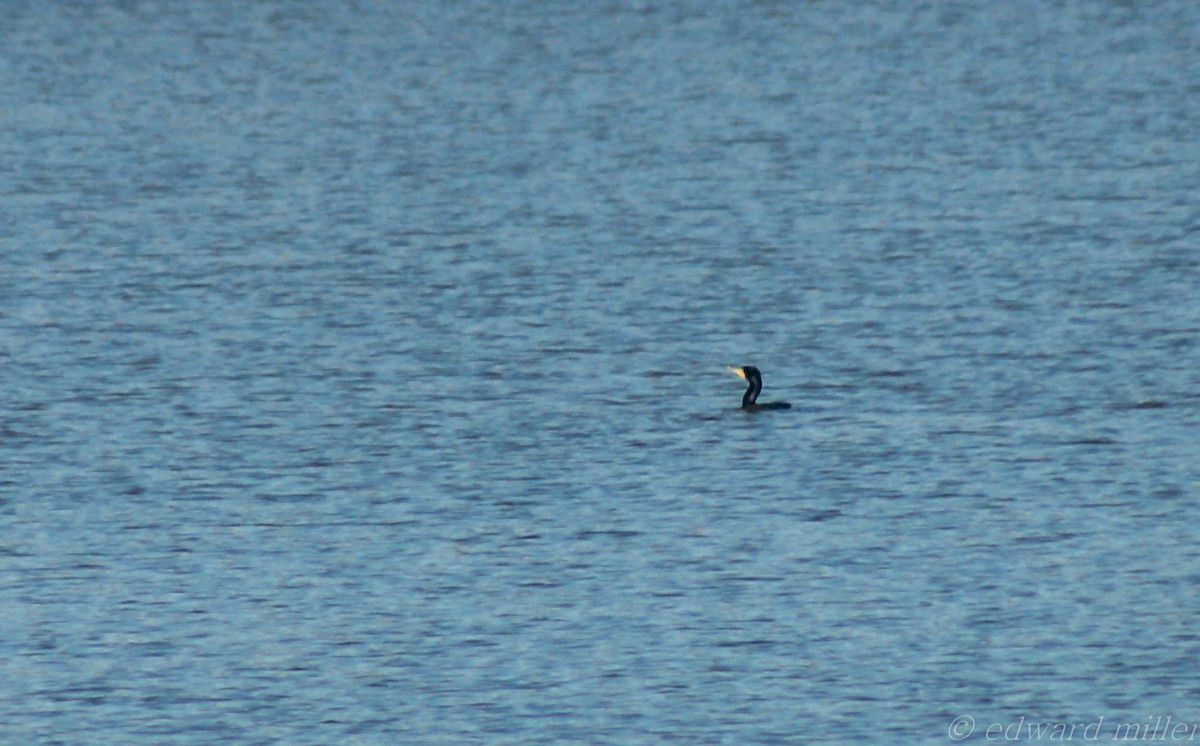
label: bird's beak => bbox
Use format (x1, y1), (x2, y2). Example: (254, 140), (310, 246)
(726, 366), (746, 380)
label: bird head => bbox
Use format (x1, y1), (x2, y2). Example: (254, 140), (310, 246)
(727, 365), (761, 382)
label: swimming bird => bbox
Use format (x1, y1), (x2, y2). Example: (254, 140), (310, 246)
(727, 365), (792, 411)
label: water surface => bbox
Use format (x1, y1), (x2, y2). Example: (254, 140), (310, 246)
(2, 2), (1199, 743)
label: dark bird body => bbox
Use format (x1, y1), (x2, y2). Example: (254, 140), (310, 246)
(728, 365), (792, 411)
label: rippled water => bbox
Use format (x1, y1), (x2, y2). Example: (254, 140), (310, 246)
(3, 2), (1199, 743)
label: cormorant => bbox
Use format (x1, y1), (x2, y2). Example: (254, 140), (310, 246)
(727, 365), (792, 411)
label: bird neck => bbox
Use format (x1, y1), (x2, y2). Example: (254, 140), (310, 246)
(742, 377), (761, 407)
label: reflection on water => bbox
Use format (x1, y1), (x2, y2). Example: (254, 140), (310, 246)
(2, 1), (1199, 743)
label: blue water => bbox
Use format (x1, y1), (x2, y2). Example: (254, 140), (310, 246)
(3, 2), (1199, 743)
